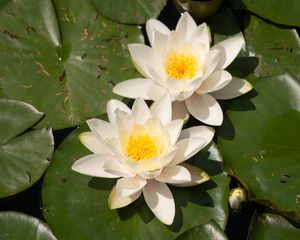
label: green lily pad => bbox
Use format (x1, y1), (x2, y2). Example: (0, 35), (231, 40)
(229, 0), (300, 27)
(0, 0), (143, 130)
(175, 220), (228, 240)
(0, 211), (57, 240)
(42, 124), (230, 240)
(91, 0), (167, 24)
(0, 99), (54, 198)
(248, 212), (300, 240)
(243, 14), (300, 81)
(218, 73), (300, 221)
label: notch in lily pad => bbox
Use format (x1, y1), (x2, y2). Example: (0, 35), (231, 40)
(0, 99), (54, 198)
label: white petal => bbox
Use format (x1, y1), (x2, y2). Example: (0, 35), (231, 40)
(103, 159), (135, 178)
(175, 12), (197, 40)
(116, 176), (147, 198)
(109, 185), (142, 209)
(179, 126), (214, 148)
(131, 98), (152, 124)
(186, 93), (223, 126)
(143, 180), (175, 225)
(107, 99), (131, 126)
(211, 35), (245, 70)
(86, 118), (117, 139)
(128, 44), (166, 80)
(166, 31), (186, 51)
(113, 78), (166, 101)
(190, 23), (210, 52)
(166, 119), (183, 145)
(72, 154), (120, 178)
(171, 101), (190, 122)
(197, 70), (232, 94)
(150, 95), (172, 126)
(170, 137), (207, 165)
(201, 49), (221, 80)
(79, 132), (111, 154)
(210, 77), (253, 100)
(146, 19), (170, 47)
(156, 165), (191, 184)
(152, 29), (169, 55)
(171, 163), (210, 187)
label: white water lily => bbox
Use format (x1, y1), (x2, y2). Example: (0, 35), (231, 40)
(72, 96), (213, 225)
(113, 12), (253, 126)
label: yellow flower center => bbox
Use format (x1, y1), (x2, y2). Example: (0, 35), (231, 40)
(165, 51), (198, 80)
(125, 134), (158, 161)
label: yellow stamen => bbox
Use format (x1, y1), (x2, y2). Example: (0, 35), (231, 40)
(125, 134), (158, 161)
(165, 51), (198, 80)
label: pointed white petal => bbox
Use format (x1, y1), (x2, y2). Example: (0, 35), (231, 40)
(146, 19), (170, 47)
(128, 44), (166, 81)
(171, 163), (210, 187)
(150, 95), (172, 125)
(166, 119), (183, 145)
(201, 49), (221, 80)
(152, 29), (169, 55)
(72, 154), (120, 178)
(113, 78), (167, 101)
(166, 31), (185, 50)
(108, 185), (142, 209)
(171, 137), (207, 165)
(103, 159), (135, 178)
(86, 118), (117, 140)
(116, 176), (147, 198)
(79, 132), (111, 154)
(176, 12), (197, 40)
(211, 35), (245, 69)
(156, 165), (191, 184)
(186, 93), (223, 126)
(210, 77), (253, 100)
(107, 99), (131, 126)
(179, 126), (214, 148)
(190, 23), (210, 52)
(171, 101), (190, 122)
(131, 98), (152, 124)
(197, 70), (232, 94)
(143, 180), (175, 225)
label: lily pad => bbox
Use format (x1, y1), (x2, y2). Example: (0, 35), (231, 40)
(0, 0), (143, 129)
(248, 212), (300, 239)
(218, 73), (300, 221)
(229, 0), (300, 27)
(0, 211), (57, 240)
(0, 99), (54, 198)
(243, 14), (300, 81)
(42, 125), (230, 240)
(91, 0), (167, 24)
(175, 220), (228, 240)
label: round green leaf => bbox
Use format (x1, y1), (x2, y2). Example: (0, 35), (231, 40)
(42, 125), (230, 240)
(0, 99), (54, 198)
(248, 212), (300, 240)
(0, 0), (143, 129)
(0, 211), (57, 240)
(175, 220), (228, 240)
(243, 14), (300, 81)
(229, 0), (300, 27)
(218, 73), (300, 221)
(91, 0), (167, 24)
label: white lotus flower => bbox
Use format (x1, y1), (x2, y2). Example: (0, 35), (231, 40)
(113, 12), (253, 126)
(72, 96), (213, 225)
